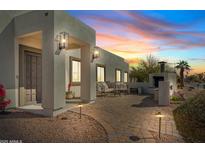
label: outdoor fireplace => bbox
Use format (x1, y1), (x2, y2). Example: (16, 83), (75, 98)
(158, 61), (167, 73)
(149, 60), (177, 96)
(153, 76), (164, 88)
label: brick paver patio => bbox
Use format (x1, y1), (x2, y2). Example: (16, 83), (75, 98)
(0, 95), (184, 143)
(69, 95), (184, 143)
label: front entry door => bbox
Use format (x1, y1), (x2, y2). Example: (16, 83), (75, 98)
(24, 51), (42, 103)
(19, 45), (42, 106)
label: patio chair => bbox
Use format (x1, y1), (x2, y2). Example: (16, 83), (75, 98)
(115, 82), (129, 95)
(96, 82), (104, 96)
(120, 83), (129, 95)
(114, 82), (122, 95)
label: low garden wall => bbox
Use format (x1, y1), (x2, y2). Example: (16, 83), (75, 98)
(129, 82), (154, 94)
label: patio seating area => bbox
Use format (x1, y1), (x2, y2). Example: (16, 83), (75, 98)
(96, 82), (129, 96)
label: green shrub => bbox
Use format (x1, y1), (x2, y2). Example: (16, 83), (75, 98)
(171, 95), (183, 101)
(173, 90), (205, 142)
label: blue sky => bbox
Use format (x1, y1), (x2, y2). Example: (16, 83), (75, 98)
(67, 10), (205, 73)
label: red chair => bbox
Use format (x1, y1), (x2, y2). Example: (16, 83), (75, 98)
(0, 84), (11, 112)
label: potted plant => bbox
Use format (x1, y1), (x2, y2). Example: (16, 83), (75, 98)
(66, 83), (73, 99)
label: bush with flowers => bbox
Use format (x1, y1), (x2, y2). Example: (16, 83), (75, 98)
(0, 84), (11, 112)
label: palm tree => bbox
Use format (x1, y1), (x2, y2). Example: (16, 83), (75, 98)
(175, 60), (191, 88)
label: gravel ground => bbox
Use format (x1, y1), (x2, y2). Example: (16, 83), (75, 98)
(0, 110), (108, 143)
(178, 87), (202, 100)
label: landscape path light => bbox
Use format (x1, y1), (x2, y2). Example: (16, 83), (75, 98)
(155, 111), (164, 139)
(78, 104), (83, 119)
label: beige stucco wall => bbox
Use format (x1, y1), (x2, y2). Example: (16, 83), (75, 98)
(54, 11), (96, 46)
(0, 11), (64, 115)
(0, 10), (127, 116)
(14, 11), (55, 115)
(94, 47), (129, 82)
(0, 20), (16, 108)
(64, 47), (129, 99)
(0, 11), (30, 35)
(54, 11), (96, 105)
(65, 49), (81, 98)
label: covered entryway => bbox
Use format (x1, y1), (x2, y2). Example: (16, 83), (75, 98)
(18, 31), (42, 107)
(0, 11), (96, 116)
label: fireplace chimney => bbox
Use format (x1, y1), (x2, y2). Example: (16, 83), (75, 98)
(158, 61), (167, 73)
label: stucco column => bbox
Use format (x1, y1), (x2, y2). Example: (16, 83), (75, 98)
(53, 52), (66, 110)
(41, 30), (55, 115)
(42, 31), (66, 115)
(81, 46), (96, 103)
(159, 81), (170, 106)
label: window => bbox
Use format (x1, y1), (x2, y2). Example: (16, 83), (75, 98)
(70, 57), (81, 84)
(116, 69), (121, 82)
(124, 72), (128, 83)
(97, 65), (105, 82)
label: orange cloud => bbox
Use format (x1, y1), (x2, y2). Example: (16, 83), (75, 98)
(96, 33), (159, 54)
(125, 58), (141, 65)
(82, 12), (205, 51)
(72, 11), (205, 73)
(96, 33), (129, 43)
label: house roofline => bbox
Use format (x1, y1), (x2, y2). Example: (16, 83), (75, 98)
(65, 11), (96, 34)
(95, 46), (128, 64)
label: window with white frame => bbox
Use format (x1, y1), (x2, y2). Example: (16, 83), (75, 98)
(71, 58), (81, 83)
(116, 69), (121, 82)
(124, 72), (128, 83)
(97, 65), (105, 82)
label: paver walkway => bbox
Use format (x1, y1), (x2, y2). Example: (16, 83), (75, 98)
(69, 95), (184, 143)
(0, 95), (184, 143)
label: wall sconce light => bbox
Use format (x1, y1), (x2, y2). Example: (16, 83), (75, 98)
(55, 32), (69, 55)
(91, 48), (100, 62)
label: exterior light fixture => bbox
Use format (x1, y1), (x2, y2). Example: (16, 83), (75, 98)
(91, 47), (100, 62)
(78, 104), (83, 119)
(155, 112), (164, 139)
(55, 32), (69, 55)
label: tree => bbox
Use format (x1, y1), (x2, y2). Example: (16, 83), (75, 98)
(129, 55), (160, 82)
(186, 74), (198, 83)
(197, 73), (205, 82)
(130, 66), (147, 82)
(175, 60), (191, 88)
(186, 72), (205, 83)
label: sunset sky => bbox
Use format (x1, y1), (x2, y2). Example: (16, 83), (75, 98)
(67, 11), (205, 74)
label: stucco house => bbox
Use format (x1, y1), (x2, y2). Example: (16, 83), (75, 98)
(0, 11), (129, 116)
